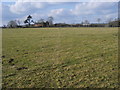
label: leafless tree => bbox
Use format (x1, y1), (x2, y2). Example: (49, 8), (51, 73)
(47, 16), (54, 26)
(84, 20), (89, 25)
(97, 18), (101, 23)
(37, 19), (44, 23)
(107, 18), (113, 23)
(7, 20), (18, 28)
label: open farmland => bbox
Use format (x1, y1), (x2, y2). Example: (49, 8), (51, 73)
(2, 27), (118, 88)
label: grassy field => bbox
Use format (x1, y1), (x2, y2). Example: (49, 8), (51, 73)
(2, 27), (118, 88)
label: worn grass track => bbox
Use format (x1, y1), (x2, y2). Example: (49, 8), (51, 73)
(2, 27), (118, 88)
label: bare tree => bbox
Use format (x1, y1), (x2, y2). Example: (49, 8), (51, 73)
(7, 20), (18, 28)
(107, 18), (113, 23)
(38, 19), (44, 23)
(84, 20), (89, 25)
(97, 18), (101, 23)
(82, 20), (90, 27)
(36, 19), (45, 27)
(15, 20), (21, 26)
(17, 20), (21, 26)
(47, 16), (54, 26)
(3, 25), (6, 28)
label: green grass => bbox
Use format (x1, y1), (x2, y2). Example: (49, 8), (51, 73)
(2, 27), (118, 88)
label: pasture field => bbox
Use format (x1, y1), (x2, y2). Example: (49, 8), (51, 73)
(2, 27), (118, 88)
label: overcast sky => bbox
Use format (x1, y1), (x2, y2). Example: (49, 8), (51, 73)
(1, 0), (119, 26)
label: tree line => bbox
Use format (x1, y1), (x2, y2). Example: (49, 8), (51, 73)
(3, 15), (120, 28)
(6, 15), (54, 28)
